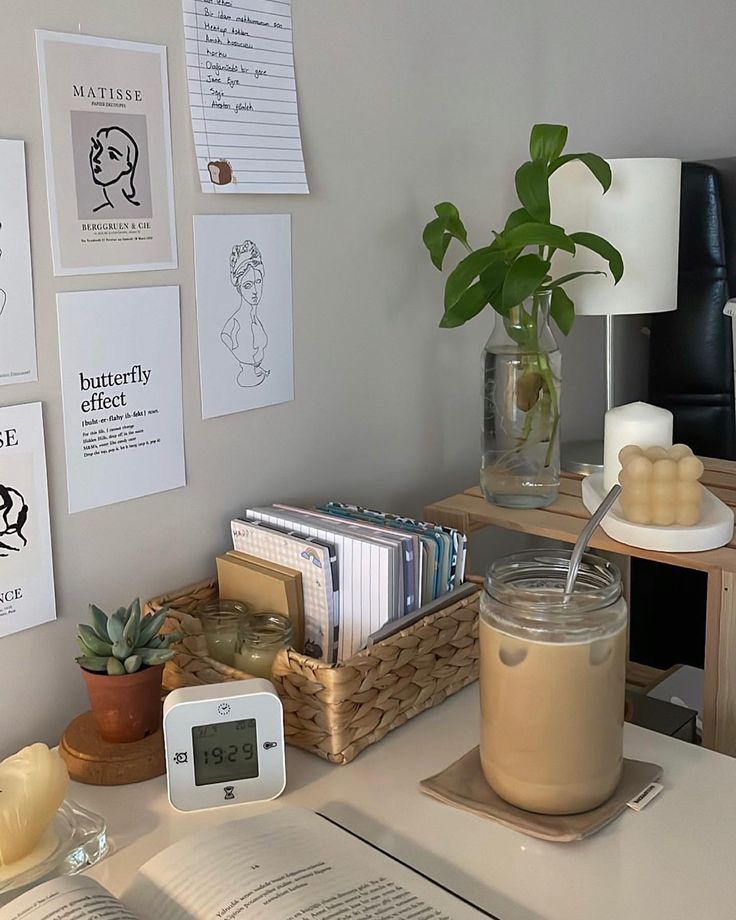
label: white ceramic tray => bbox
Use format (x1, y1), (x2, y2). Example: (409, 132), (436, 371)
(581, 472), (735, 553)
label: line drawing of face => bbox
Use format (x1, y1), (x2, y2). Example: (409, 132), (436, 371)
(89, 126), (140, 211)
(237, 263), (264, 308)
(221, 240), (270, 389)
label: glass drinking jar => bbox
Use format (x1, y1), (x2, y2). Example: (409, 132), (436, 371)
(480, 550), (627, 815)
(233, 612), (293, 679)
(196, 599), (251, 667)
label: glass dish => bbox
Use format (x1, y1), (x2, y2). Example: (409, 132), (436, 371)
(0, 800), (109, 906)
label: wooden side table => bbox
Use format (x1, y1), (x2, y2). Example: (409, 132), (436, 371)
(425, 458), (736, 755)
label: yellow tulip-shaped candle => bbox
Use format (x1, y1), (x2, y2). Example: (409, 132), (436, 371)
(0, 744), (69, 868)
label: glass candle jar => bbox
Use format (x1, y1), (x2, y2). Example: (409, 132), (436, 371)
(480, 550), (627, 815)
(196, 599), (251, 667)
(233, 612), (293, 679)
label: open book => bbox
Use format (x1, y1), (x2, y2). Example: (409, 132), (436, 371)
(1, 808), (496, 920)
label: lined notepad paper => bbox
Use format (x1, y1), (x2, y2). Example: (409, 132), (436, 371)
(182, 0), (309, 194)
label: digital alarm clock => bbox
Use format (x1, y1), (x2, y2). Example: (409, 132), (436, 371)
(162, 679), (286, 812)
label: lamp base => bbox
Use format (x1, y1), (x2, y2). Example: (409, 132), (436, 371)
(562, 439), (604, 476)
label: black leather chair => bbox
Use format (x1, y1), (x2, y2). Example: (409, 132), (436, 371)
(634, 161), (736, 672)
(648, 158), (736, 459)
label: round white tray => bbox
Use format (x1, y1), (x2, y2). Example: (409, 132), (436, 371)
(581, 472), (735, 553)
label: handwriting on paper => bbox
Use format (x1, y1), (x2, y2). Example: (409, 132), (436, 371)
(182, 0), (309, 194)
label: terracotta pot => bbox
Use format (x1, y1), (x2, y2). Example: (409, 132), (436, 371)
(81, 664), (164, 744)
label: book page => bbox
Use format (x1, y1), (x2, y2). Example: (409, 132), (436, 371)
(123, 807), (487, 919)
(0, 875), (137, 920)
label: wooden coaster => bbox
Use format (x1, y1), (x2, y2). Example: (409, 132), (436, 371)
(60, 711), (165, 786)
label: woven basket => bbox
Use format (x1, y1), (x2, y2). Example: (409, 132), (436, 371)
(145, 577), (482, 765)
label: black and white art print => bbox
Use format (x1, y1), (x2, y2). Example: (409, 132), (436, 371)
(194, 214), (294, 419)
(0, 140), (37, 385)
(0, 402), (56, 639)
(36, 31), (177, 276)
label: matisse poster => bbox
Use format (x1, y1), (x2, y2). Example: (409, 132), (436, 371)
(57, 287), (186, 513)
(36, 30), (177, 275)
(0, 403), (56, 639)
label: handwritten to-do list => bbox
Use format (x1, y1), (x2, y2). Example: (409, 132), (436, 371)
(182, 0), (309, 194)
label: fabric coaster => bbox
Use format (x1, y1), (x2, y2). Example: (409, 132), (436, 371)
(420, 747), (662, 842)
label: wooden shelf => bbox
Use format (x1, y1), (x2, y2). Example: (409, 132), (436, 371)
(425, 459), (736, 756)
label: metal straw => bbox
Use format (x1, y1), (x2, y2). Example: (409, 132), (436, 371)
(564, 484), (622, 596)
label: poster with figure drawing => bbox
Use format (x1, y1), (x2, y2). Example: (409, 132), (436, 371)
(36, 31), (177, 276)
(0, 141), (37, 386)
(0, 402), (56, 639)
(194, 215), (294, 419)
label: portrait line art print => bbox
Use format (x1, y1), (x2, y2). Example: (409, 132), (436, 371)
(0, 482), (29, 557)
(221, 240), (270, 388)
(89, 126), (140, 213)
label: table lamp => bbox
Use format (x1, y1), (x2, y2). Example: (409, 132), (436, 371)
(549, 157), (681, 474)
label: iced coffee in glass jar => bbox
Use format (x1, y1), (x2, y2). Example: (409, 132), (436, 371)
(480, 550), (627, 815)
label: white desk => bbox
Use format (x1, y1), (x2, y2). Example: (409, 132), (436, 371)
(71, 684), (735, 920)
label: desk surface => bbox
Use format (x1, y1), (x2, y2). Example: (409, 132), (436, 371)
(69, 684), (736, 920)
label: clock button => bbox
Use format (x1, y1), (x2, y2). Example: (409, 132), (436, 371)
(173, 751), (188, 764)
(224, 786), (236, 801)
(263, 741), (278, 750)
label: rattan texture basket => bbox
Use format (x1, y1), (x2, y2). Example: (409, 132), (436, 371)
(146, 577), (482, 765)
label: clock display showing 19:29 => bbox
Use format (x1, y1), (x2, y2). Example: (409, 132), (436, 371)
(191, 718), (259, 786)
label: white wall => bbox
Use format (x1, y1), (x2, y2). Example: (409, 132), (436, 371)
(1, 0), (736, 756)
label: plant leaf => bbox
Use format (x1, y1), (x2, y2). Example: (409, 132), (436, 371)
(530, 124), (568, 164)
(501, 254), (551, 312)
(89, 604), (110, 642)
(504, 208), (535, 233)
(76, 656), (109, 672)
(479, 258), (509, 304)
(78, 624), (113, 657)
(434, 202), (468, 245)
(138, 608), (169, 647)
(440, 282), (490, 328)
(123, 599), (141, 649)
(443, 246), (501, 311)
(502, 222), (576, 255)
(124, 655), (142, 674)
(570, 231), (624, 283)
(107, 657), (126, 676)
(514, 160), (550, 223)
(422, 216), (451, 270)
(544, 270), (605, 289)
(107, 609), (126, 644)
(550, 286), (576, 335)
(550, 152), (612, 193)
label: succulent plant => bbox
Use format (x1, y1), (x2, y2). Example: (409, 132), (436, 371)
(76, 598), (182, 676)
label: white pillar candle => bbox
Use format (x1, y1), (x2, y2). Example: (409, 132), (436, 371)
(603, 401), (673, 491)
(0, 744), (68, 866)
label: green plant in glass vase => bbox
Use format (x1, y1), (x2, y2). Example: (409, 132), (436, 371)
(423, 124), (623, 508)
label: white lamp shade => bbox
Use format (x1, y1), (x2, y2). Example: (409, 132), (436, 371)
(549, 158), (681, 316)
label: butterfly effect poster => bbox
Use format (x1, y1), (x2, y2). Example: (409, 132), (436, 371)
(0, 403), (56, 639)
(36, 30), (177, 276)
